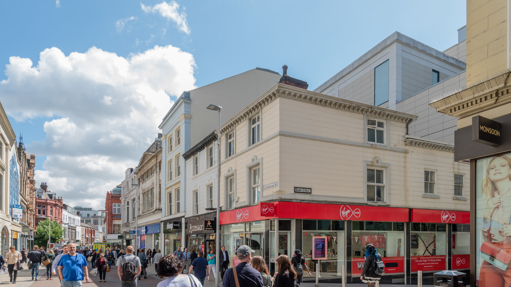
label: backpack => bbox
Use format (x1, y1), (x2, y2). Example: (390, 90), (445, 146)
(373, 255), (385, 276)
(121, 255), (138, 281)
(292, 257), (303, 276)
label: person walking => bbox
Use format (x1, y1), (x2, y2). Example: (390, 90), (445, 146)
(91, 250), (98, 268)
(27, 245), (43, 281)
(207, 249), (216, 281)
(190, 248), (198, 263)
(189, 251), (208, 285)
(223, 245), (263, 287)
(360, 244), (382, 287)
(146, 249), (152, 266)
(182, 247), (190, 274)
(96, 253), (108, 282)
(291, 249), (311, 287)
(274, 255), (297, 287)
(137, 248), (148, 280)
(52, 244), (68, 282)
(153, 249), (163, 273)
(21, 248), (27, 263)
(57, 243), (90, 287)
(173, 247), (183, 261)
(220, 245), (229, 279)
(117, 246), (142, 287)
(5, 246), (21, 284)
(44, 249), (56, 280)
(156, 254), (202, 287)
(251, 256), (272, 287)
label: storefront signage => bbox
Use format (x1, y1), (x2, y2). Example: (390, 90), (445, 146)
(12, 231), (17, 239)
(294, 187), (312, 194)
(221, 205), (269, 225)
(263, 182), (279, 190)
(352, 257), (405, 275)
(146, 223), (160, 234)
(259, 202), (276, 217)
(312, 236), (327, 260)
(411, 209), (469, 224)
(452, 254), (470, 270)
(473, 116), (501, 146)
(411, 255), (446, 272)
(11, 205), (22, 219)
(204, 220), (215, 231)
(187, 212), (216, 234)
(129, 226), (146, 235)
(164, 221), (181, 233)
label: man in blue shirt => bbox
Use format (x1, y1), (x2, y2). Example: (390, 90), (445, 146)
(58, 243), (90, 287)
(189, 251), (208, 285)
(182, 247), (190, 274)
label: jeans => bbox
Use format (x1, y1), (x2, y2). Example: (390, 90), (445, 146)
(207, 264), (216, 279)
(99, 269), (106, 280)
(139, 267), (146, 278)
(46, 264), (52, 278)
(32, 262), (40, 279)
(155, 263), (158, 274)
(121, 279), (138, 287)
(197, 276), (206, 286)
(7, 264), (17, 282)
(61, 280), (83, 287)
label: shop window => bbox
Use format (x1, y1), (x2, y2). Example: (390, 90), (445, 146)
(279, 220), (291, 231)
(353, 221), (364, 231)
(410, 221), (447, 272)
(367, 120), (385, 144)
(318, 220), (331, 230)
(424, 170), (436, 194)
(303, 220), (317, 231)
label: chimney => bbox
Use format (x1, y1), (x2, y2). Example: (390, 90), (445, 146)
(41, 182), (48, 192)
(279, 65), (308, 89)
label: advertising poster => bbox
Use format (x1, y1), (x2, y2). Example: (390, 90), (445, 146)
(312, 236), (327, 260)
(352, 257), (404, 275)
(476, 152), (511, 286)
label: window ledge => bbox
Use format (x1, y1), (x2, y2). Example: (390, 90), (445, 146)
(422, 193), (440, 199)
(367, 201), (389, 206)
(453, 195), (468, 201)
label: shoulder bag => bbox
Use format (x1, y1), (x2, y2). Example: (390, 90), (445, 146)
(43, 255), (51, 266)
(231, 258), (240, 287)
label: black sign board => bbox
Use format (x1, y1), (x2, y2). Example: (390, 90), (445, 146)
(472, 116), (501, 146)
(186, 212), (216, 234)
(294, 187), (312, 194)
(163, 220), (182, 233)
(204, 220), (216, 232)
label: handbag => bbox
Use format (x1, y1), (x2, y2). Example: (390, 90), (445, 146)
(106, 265), (110, 272)
(43, 256), (51, 266)
(27, 260), (33, 270)
(480, 241), (511, 271)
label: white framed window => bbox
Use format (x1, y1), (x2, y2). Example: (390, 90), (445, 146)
(175, 188), (181, 213)
(175, 154), (181, 177)
(193, 190), (199, 215)
(367, 119), (385, 144)
(454, 174), (463, 196)
(193, 155), (199, 176)
(424, 170), (436, 194)
(251, 166), (261, 204)
(250, 114), (261, 146)
(113, 203), (121, 214)
(207, 146), (214, 168)
(207, 185), (214, 208)
(167, 159), (173, 181)
(168, 135), (173, 153)
(227, 132), (235, 158)
(126, 201), (130, 222)
(227, 176), (235, 210)
(168, 192), (173, 216)
(367, 168), (385, 202)
(176, 128), (181, 147)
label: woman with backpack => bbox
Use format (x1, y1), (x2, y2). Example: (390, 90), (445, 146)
(251, 256), (272, 287)
(291, 249), (311, 287)
(360, 244), (382, 287)
(274, 255), (297, 287)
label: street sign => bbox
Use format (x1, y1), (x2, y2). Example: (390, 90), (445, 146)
(11, 205), (22, 219)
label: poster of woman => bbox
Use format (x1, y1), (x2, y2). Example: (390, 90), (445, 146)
(476, 153), (511, 286)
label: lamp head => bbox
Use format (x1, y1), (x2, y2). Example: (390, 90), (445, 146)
(207, 104), (222, 111)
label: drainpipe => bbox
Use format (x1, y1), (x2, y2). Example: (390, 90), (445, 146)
(406, 118), (413, 135)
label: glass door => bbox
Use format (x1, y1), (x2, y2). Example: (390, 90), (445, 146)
(249, 233), (263, 257)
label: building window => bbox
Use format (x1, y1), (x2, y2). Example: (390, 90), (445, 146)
(424, 170), (436, 194)
(50, 206), (53, 216)
(126, 201), (129, 223)
(113, 224), (121, 234)
(367, 119), (384, 144)
(167, 159), (173, 181)
(454, 174), (463, 196)
(193, 190), (199, 215)
(374, 60), (389, 106)
(250, 114), (261, 146)
(227, 132), (235, 158)
(207, 185), (214, 208)
(168, 192), (173, 216)
(175, 188), (181, 213)
(367, 168), (385, 202)
(176, 128), (181, 147)
(38, 205), (46, 215)
(193, 155), (199, 176)
(227, 176), (235, 210)
(175, 155), (181, 177)
(251, 166), (261, 204)
(432, 69), (440, 84)
(207, 146), (214, 168)
(168, 135), (173, 153)
(143, 188), (154, 211)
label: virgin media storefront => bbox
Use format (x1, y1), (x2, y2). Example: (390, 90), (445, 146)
(220, 202), (469, 285)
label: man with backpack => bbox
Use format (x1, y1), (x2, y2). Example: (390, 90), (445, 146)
(117, 246), (141, 287)
(360, 244), (384, 287)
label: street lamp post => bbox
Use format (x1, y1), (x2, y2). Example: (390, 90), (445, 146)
(207, 104), (222, 287)
(132, 183), (139, 251)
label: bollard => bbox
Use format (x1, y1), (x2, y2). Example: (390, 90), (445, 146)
(376, 280), (379, 287)
(316, 263), (320, 286)
(418, 270), (423, 287)
(341, 265), (345, 287)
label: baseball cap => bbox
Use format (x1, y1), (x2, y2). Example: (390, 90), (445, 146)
(237, 245), (255, 257)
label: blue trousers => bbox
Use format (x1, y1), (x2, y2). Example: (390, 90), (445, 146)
(32, 262), (40, 279)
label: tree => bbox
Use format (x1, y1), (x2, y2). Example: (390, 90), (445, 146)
(34, 219), (63, 247)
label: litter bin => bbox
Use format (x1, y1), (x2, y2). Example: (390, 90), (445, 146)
(433, 270), (466, 287)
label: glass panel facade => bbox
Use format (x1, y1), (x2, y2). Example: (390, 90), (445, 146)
(374, 60), (389, 106)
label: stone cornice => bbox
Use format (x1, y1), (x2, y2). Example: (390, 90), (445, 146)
(221, 83), (417, 134)
(0, 102), (15, 146)
(404, 135), (454, 153)
(430, 71), (511, 118)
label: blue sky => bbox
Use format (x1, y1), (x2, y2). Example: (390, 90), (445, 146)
(0, 0), (466, 208)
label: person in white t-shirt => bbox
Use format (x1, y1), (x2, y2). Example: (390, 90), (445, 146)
(156, 254), (202, 287)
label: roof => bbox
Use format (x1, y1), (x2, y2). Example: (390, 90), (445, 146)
(183, 131), (218, 160)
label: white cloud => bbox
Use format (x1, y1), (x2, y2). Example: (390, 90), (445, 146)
(1, 45), (196, 208)
(141, 1), (190, 34)
(56, 0), (60, 8)
(115, 16), (137, 33)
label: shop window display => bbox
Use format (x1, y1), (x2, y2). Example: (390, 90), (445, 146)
(270, 220), (292, 262)
(451, 224), (469, 270)
(410, 223), (446, 272)
(222, 223), (248, 258)
(302, 220), (345, 277)
(352, 221), (405, 276)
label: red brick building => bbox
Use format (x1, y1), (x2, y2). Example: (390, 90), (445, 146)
(34, 183), (63, 226)
(105, 186), (122, 234)
(81, 223), (96, 246)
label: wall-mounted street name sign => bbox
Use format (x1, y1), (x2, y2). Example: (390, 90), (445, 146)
(294, 187), (312, 194)
(472, 116), (501, 147)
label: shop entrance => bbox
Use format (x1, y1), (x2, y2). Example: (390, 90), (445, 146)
(245, 233), (263, 257)
(205, 240), (215, 256)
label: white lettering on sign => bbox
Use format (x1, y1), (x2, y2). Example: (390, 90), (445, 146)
(261, 205), (274, 215)
(167, 223), (173, 230)
(189, 224), (204, 233)
(456, 257), (466, 266)
(340, 205), (361, 220)
(236, 209), (249, 222)
(441, 211), (456, 223)
(357, 262), (364, 270)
